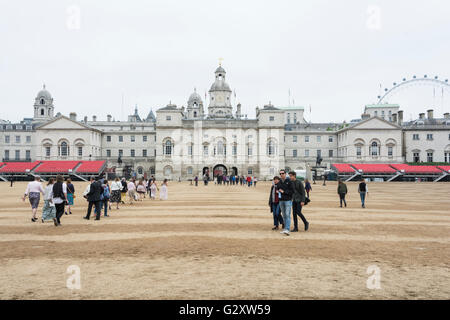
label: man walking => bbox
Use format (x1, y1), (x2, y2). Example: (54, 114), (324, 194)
(84, 176), (103, 221)
(358, 178), (368, 208)
(289, 171), (309, 232)
(277, 169), (294, 236)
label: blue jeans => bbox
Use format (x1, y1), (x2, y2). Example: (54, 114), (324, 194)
(279, 200), (292, 231)
(360, 192), (366, 206)
(271, 203), (284, 227)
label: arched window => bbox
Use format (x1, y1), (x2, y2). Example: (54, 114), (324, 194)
(40, 109), (45, 116)
(137, 167), (143, 175)
(165, 140), (172, 156)
(60, 141), (69, 157)
(267, 140), (276, 156)
(40, 99), (45, 105)
(371, 142), (379, 156)
(193, 111), (197, 117)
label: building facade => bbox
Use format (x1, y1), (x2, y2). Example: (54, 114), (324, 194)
(1, 66), (449, 180)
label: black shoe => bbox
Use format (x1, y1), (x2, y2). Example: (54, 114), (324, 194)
(95, 217), (100, 220)
(291, 228), (298, 232)
(69, 211), (72, 215)
(83, 216), (90, 220)
(305, 222), (309, 231)
(31, 218), (37, 222)
(41, 218), (44, 223)
(272, 226), (279, 230)
(53, 218), (58, 226)
(64, 212), (68, 215)
(281, 224), (285, 229)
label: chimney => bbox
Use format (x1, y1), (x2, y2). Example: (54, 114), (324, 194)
(69, 112), (77, 121)
(397, 110), (403, 125)
(392, 113), (397, 123)
(236, 103), (241, 118)
(444, 112), (450, 119)
(84, 116), (88, 123)
(361, 113), (370, 120)
(107, 114), (112, 122)
(427, 109), (434, 119)
(93, 115), (97, 122)
(419, 113), (425, 120)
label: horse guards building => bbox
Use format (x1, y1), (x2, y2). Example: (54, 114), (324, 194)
(1, 65), (450, 180)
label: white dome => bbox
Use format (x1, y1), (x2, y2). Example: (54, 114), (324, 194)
(188, 91), (202, 103)
(37, 85), (52, 100)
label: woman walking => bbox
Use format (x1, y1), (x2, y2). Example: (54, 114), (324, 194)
(110, 177), (122, 209)
(150, 180), (158, 200)
(305, 179), (312, 198)
(42, 178), (57, 224)
(337, 179), (348, 208)
(52, 175), (67, 226)
(358, 178), (369, 208)
(136, 179), (146, 201)
(120, 178), (128, 204)
(160, 179), (168, 200)
(268, 176), (284, 230)
(127, 179), (137, 204)
(65, 178), (75, 215)
(23, 176), (45, 222)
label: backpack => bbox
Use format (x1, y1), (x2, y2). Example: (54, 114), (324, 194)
(102, 186), (110, 200)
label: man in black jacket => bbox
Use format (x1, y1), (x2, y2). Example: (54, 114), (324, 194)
(84, 176), (103, 220)
(276, 169), (294, 236)
(289, 171), (309, 232)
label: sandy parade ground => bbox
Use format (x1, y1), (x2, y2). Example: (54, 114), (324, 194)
(0, 180), (449, 300)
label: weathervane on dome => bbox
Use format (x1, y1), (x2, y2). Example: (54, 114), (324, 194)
(218, 57), (224, 66)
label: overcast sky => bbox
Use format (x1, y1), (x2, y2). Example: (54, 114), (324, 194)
(1, 0), (450, 123)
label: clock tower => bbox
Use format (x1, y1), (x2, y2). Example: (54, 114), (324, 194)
(208, 65), (233, 118)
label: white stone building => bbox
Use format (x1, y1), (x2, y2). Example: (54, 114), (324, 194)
(1, 66), (449, 180)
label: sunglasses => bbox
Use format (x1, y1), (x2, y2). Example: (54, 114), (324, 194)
(279, 172), (286, 175)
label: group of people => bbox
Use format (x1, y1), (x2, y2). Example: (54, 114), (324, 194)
(268, 170), (310, 236)
(22, 175), (169, 225)
(193, 174), (258, 187)
(337, 178), (369, 208)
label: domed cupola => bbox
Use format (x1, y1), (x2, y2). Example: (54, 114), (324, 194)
(33, 84), (55, 121)
(186, 88), (204, 119)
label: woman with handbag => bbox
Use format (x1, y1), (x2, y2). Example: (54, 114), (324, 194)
(65, 178), (75, 215)
(22, 176), (45, 222)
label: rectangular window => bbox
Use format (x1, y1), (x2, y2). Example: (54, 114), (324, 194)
(188, 145), (193, 156)
(78, 147), (83, 157)
(388, 146), (393, 157)
(305, 136), (309, 143)
(232, 145), (237, 155)
(328, 136), (333, 143)
(143, 149), (147, 157)
(293, 136), (297, 143)
(4, 150), (9, 160)
(248, 168), (253, 175)
(106, 150), (111, 157)
(26, 136), (31, 143)
(5, 136), (10, 143)
(203, 145), (208, 156)
(269, 116), (274, 121)
(287, 113), (290, 124)
(15, 150), (20, 160)
(427, 152), (433, 162)
(427, 134), (433, 141)
(131, 149), (135, 157)
(26, 150), (31, 160)
(357, 146), (362, 157)
(118, 149), (123, 157)
(413, 152), (420, 163)
(317, 149), (321, 157)
(293, 149), (297, 157)
(316, 136), (321, 143)
(131, 136), (135, 142)
(166, 116), (171, 121)
(329, 150), (333, 158)
(143, 136), (147, 142)
(248, 146), (252, 156)
(45, 147), (51, 157)
(15, 136), (21, 143)
(413, 134), (419, 140)
(305, 149), (309, 157)
(119, 136), (123, 142)
(106, 136), (111, 142)
(445, 152), (450, 163)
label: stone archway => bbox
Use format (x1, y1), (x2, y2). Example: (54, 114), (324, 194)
(231, 166), (238, 176)
(213, 164), (227, 177)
